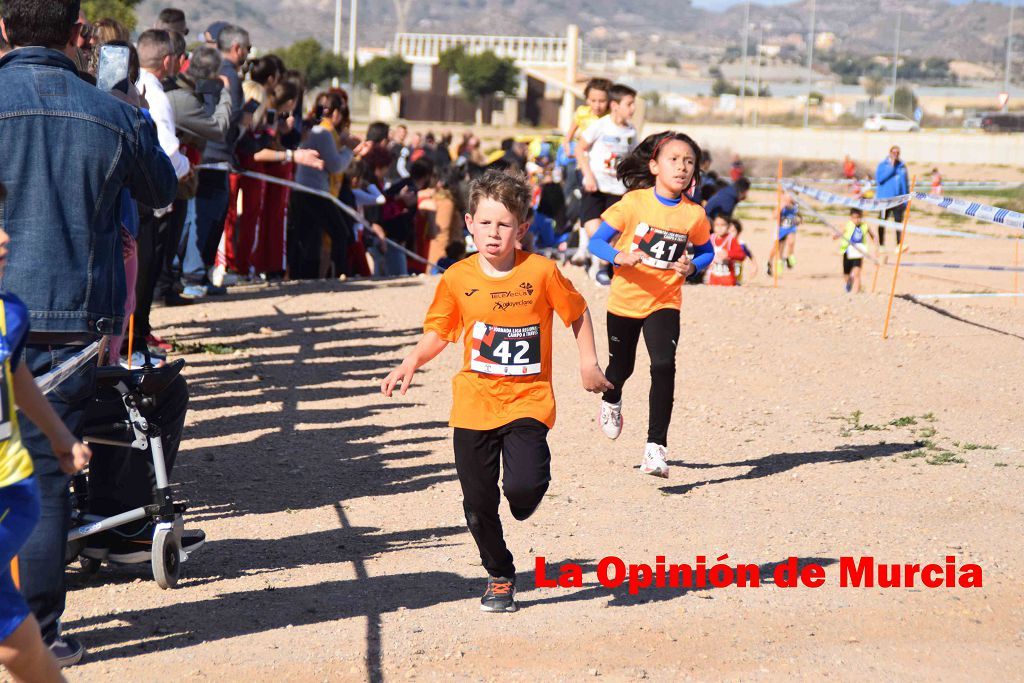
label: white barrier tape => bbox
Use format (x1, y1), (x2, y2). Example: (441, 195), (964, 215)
(868, 218), (1011, 241)
(34, 341), (101, 396)
(752, 177), (1017, 189)
(198, 163), (445, 272)
(783, 182), (910, 212)
(899, 262), (1024, 273)
(908, 292), (1024, 300)
(784, 182), (1024, 232)
(796, 202), (879, 263)
(913, 193), (1024, 231)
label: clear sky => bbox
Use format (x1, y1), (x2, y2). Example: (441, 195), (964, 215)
(690, 0), (1015, 8)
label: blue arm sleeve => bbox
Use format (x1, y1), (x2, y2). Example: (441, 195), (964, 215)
(587, 221), (621, 264)
(691, 239), (715, 272)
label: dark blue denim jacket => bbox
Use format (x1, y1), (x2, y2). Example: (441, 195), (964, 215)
(0, 48), (177, 336)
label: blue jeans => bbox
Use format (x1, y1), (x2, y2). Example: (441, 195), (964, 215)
(177, 198), (205, 284)
(16, 345), (97, 645)
(194, 169), (230, 274)
(370, 241), (409, 277)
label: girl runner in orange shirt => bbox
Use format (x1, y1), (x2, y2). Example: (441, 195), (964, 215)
(587, 132), (714, 478)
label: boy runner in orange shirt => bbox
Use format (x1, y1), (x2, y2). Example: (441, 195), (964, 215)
(382, 170), (611, 613)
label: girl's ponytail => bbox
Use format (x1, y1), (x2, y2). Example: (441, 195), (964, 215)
(617, 131), (704, 195)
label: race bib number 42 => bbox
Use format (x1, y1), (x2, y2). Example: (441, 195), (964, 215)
(471, 322), (542, 376)
(631, 223), (689, 269)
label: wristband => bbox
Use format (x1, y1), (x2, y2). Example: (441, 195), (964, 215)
(286, 149), (294, 163)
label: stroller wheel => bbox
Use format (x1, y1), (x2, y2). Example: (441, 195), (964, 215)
(79, 556), (102, 575)
(152, 527), (181, 589)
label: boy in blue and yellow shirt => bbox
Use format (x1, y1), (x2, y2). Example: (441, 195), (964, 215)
(0, 182), (91, 681)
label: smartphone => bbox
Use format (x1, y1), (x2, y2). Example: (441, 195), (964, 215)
(265, 109), (277, 126)
(96, 44), (131, 94)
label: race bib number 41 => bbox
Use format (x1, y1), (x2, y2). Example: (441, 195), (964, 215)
(631, 223), (689, 269)
(471, 322), (542, 376)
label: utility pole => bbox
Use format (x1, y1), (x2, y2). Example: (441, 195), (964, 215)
(1004, 2), (1016, 111)
(740, 0), (750, 125)
(754, 24), (764, 127)
(890, 10), (902, 113)
(803, 0), (816, 127)
(332, 0), (342, 87)
(348, 0), (359, 91)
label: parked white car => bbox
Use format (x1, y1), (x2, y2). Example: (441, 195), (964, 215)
(863, 113), (920, 132)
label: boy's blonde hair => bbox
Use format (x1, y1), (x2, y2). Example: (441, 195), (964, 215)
(468, 169), (531, 223)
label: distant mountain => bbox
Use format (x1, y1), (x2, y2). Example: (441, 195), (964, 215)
(135, 0), (1019, 65)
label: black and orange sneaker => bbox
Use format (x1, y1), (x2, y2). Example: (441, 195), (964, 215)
(480, 576), (517, 613)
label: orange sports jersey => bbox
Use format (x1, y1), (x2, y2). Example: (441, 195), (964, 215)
(601, 188), (711, 318)
(424, 251), (588, 431)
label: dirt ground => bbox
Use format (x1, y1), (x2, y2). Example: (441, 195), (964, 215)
(60, 186), (1024, 682)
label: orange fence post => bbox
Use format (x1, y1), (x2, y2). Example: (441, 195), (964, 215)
(126, 314), (135, 370)
(882, 176), (918, 340)
(773, 159), (783, 288)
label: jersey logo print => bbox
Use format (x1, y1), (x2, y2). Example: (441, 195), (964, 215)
(465, 288), (479, 297)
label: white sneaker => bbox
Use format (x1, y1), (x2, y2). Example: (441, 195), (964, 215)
(640, 443), (669, 478)
(209, 265), (239, 288)
(180, 284), (207, 300)
(599, 400), (622, 439)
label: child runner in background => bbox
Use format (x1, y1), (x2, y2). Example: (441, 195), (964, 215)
(727, 217), (758, 285)
(576, 83), (639, 285)
(706, 214), (747, 287)
(767, 193), (800, 275)
(837, 207), (876, 293)
(382, 170), (611, 613)
(587, 132), (714, 478)
(563, 78), (611, 266)
(0, 182), (92, 682)
(930, 167), (943, 196)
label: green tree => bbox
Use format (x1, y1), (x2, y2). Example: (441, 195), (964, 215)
(666, 56), (680, 69)
(277, 38), (347, 87)
(892, 85), (918, 117)
(863, 75), (885, 103)
(359, 55), (411, 96)
(441, 49), (518, 124)
(82, 0), (141, 30)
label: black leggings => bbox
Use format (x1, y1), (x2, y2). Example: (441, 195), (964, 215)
(453, 418), (551, 578)
(602, 309), (680, 447)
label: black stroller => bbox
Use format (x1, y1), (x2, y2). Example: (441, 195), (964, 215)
(64, 359), (194, 588)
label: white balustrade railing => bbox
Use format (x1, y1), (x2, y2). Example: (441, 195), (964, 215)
(393, 32), (576, 67)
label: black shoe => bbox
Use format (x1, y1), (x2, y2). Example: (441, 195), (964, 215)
(107, 526), (206, 564)
(480, 576), (517, 613)
(162, 293), (195, 307)
(50, 635), (85, 667)
(204, 283), (228, 296)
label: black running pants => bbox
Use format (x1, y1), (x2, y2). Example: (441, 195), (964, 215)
(453, 418), (551, 578)
(602, 308), (680, 447)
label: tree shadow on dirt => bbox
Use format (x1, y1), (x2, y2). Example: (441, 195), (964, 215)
(661, 442), (918, 496)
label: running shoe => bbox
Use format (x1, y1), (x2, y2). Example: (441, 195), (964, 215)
(209, 265), (239, 288)
(147, 334), (172, 351)
(480, 576), (517, 613)
(640, 443), (670, 478)
(595, 269), (611, 286)
(180, 284), (208, 300)
(786, 255), (796, 269)
(50, 635), (85, 667)
(599, 400), (623, 439)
